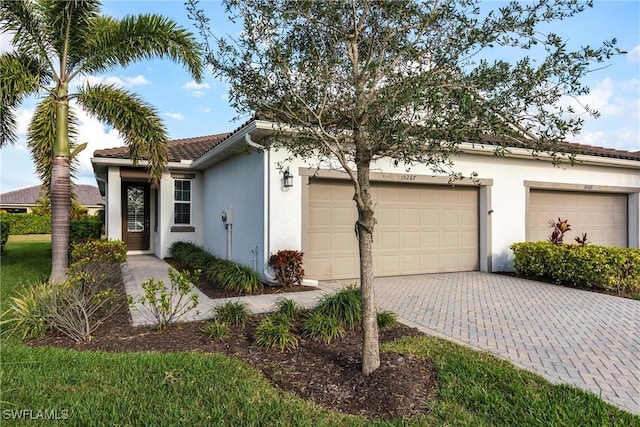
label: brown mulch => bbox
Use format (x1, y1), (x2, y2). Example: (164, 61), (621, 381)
(33, 294), (438, 420)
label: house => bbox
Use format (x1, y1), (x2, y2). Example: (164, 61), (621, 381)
(91, 119), (640, 282)
(0, 184), (104, 215)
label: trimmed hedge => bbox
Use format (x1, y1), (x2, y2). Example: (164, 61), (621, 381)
(69, 216), (103, 244)
(0, 213), (51, 234)
(0, 221), (9, 254)
(510, 241), (640, 293)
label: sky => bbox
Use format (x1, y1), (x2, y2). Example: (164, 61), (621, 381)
(0, 0), (638, 193)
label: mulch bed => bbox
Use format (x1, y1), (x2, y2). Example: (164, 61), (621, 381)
(32, 293), (438, 420)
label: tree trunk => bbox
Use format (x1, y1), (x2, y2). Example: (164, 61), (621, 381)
(355, 163), (380, 375)
(49, 85), (71, 284)
(49, 156), (70, 283)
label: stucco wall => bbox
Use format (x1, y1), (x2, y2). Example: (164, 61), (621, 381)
(202, 151), (265, 273)
(106, 166), (121, 241)
(268, 148), (640, 272)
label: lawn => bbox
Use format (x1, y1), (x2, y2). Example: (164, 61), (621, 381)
(1, 236), (638, 426)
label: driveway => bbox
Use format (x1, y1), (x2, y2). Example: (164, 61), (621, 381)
(321, 272), (640, 415)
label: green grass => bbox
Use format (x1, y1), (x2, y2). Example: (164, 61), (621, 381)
(2, 236), (638, 426)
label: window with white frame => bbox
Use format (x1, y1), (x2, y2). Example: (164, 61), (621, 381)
(174, 179), (191, 225)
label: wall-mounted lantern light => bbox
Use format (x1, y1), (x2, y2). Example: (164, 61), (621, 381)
(283, 168), (294, 188)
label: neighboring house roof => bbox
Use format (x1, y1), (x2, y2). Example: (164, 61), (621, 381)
(92, 118), (640, 163)
(93, 133), (231, 162)
(0, 184), (104, 206)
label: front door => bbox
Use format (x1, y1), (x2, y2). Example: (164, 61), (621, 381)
(122, 182), (150, 251)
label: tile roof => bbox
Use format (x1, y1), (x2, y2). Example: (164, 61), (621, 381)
(93, 133), (231, 162)
(0, 184), (104, 206)
(92, 119), (639, 163)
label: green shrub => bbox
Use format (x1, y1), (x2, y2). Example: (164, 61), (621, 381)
(377, 310), (398, 330)
(273, 298), (302, 320)
(254, 315), (298, 351)
(302, 312), (344, 344)
(70, 239), (127, 264)
(213, 301), (253, 327)
(0, 282), (54, 340)
(314, 285), (362, 327)
(0, 213), (51, 235)
(129, 268), (200, 331)
(216, 262), (263, 294)
(268, 249), (305, 287)
(0, 221), (9, 254)
(69, 216), (103, 244)
(511, 241), (640, 293)
(202, 320), (230, 340)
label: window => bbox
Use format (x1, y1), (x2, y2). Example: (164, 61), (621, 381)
(174, 179), (191, 225)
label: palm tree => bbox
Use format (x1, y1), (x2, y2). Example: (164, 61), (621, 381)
(1, 0), (203, 282)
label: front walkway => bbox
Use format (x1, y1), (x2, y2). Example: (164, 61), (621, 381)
(322, 272), (640, 415)
(123, 255), (326, 326)
(123, 257), (639, 415)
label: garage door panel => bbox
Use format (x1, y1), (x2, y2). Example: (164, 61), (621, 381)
(527, 190), (627, 247)
(306, 180), (479, 279)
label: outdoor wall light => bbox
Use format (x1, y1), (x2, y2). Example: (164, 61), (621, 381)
(282, 168), (294, 188)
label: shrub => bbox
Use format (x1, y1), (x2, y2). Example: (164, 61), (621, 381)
(377, 310), (398, 330)
(70, 239), (127, 264)
(202, 320), (230, 340)
(548, 218), (571, 245)
(0, 283), (54, 340)
(302, 312), (345, 344)
(273, 298), (302, 320)
(254, 315), (298, 351)
(268, 250), (305, 287)
(0, 221), (9, 254)
(129, 268), (200, 331)
(213, 301), (253, 327)
(314, 285), (362, 327)
(0, 213), (51, 235)
(216, 262), (263, 294)
(69, 216), (103, 244)
(511, 241), (640, 293)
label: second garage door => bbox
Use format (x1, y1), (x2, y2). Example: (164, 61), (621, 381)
(527, 190), (628, 247)
(305, 180), (479, 280)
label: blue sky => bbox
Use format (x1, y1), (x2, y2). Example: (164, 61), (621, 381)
(1, 0), (638, 193)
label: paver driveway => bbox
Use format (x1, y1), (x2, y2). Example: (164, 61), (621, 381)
(322, 272), (640, 415)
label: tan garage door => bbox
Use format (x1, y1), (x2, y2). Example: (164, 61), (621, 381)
(527, 190), (627, 247)
(305, 180), (479, 280)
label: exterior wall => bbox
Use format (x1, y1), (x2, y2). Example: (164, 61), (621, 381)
(106, 166), (122, 241)
(202, 151), (265, 274)
(269, 148), (640, 273)
(155, 171), (204, 259)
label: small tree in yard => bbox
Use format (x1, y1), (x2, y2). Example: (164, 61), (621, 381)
(188, 0), (618, 375)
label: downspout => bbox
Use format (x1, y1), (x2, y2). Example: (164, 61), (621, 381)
(245, 134), (277, 283)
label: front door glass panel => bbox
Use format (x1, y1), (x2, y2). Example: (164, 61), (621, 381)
(127, 186), (145, 232)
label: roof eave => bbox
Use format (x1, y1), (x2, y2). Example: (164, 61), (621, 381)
(458, 142), (640, 170)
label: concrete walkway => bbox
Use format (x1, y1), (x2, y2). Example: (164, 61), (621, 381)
(322, 272), (640, 415)
(123, 257), (639, 415)
(123, 255), (327, 326)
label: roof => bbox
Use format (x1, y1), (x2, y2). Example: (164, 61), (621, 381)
(93, 133), (231, 162)
(0, 184), (104, 206)
(92, 119), (640, 163)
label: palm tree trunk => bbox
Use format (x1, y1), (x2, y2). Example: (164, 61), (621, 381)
(49, 86), (71, 283)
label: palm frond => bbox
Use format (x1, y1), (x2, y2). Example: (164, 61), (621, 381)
(80, 13), (203, 81)
(27, 95), (80, 193)
(0, 0), (54, 69)
(34, 0), (101, 75)
(76, 83), (168, 182)
(0, 52), (52, 146)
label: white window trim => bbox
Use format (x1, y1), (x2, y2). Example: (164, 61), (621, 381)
(173, 178), (192, 226)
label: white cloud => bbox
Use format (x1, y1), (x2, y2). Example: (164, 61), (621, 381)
(182, 81), (211, 90)
(191, 90), (206, 98)
(166, 112), (185, 121)
(203, 108), (211, 113)
(77, 74), (150, 88)
(628, 45), (640, 64)
(0, 31), (15, 54)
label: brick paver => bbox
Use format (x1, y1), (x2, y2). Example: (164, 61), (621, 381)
(323, 272), (640, 415)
